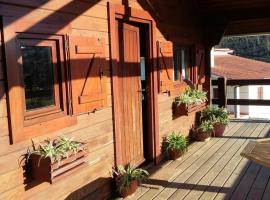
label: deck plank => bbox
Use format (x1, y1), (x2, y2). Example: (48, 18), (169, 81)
(229, 162), (261, 200)
(133, 121), (270, 200)
(200, 123), (270, 200)
(214, 123), (270, 200)
(139, 123), (242, 200)
(223, 123), (270, 200)
(169, 122), (263, 200)
(246, 166), (270, 200)
(262, 177), (270, 200)
(151, 123), (247, 199)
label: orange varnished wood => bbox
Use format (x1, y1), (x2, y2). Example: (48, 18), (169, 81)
(69, 36), (108, 114)
(0, 0), (210, 199)
(116, 21), (144, 166)
(158, 41), (174, 93)
(108, 3), (160, 166)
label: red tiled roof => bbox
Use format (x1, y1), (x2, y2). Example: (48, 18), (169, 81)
(212, 54), (270, 79)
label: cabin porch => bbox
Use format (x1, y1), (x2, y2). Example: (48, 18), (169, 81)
(113, 120), (270, 200)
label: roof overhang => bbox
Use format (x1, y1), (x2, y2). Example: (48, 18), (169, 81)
(195, 0), (270, 44)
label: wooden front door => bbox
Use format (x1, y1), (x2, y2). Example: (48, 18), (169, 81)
(116, 21), (145, 166)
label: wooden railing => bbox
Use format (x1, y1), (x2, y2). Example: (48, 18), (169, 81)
(212, 78), (270, 107)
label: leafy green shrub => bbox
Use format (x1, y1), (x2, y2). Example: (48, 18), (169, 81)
(175, 87), (207, 106)
(202, 106), (230, 125)
(163, 132), (187, 153)
(27, 136), (84, 163)
(198, 120), (214, 133)
(112, 165), (149, 192)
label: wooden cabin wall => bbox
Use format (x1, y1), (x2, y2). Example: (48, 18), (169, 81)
(0, 1), (120, 200)
(149, 1), (204, 144)
(0, 0), (205, 199)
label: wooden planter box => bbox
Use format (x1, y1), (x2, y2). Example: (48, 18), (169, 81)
(30, 146), (87, 184)
(173, 102), (206, 116)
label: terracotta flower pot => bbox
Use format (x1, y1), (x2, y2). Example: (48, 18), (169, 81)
(119, 180), (138, 198)
(213, 123), (226, 137)
(197, 130), (211, 142)
(168, 148), (183, 160)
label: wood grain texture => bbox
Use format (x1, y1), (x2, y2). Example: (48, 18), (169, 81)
(69, 36), (108, 114)
(131, 121), (270, 200)
(0, 0), (207, 199)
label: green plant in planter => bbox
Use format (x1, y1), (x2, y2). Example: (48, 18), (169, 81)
(198, 120), (214, 133)
(27, 135), (84, 164)
(164, 132), (187, 153)
(202, 106), (230, 125)
(112, 165), (149, 193)
(175, 87), (207, 106)
(58, 135), (84, 154)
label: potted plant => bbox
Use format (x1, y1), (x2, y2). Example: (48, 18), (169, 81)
(197, 120), (213, 142)
(27, 135), (87, 183)
(112, 165), (149, 198)
(174, 87), (207, 116)
(163, 132), (187, 160)
(202, 106), (230, 137)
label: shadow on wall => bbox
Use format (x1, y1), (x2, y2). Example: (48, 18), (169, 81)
(0, 0), (206, 199)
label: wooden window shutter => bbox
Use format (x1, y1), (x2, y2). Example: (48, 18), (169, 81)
(69, 36), (107, 114)
(157, 41), (174, 93)
(196, 44), (206, 84)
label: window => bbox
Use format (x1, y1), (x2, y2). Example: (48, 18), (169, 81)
(4, 31), (76, 143)
(19, 39), (64, 124)
(173, 46), (191, 82)
(22, 46), (55, 111)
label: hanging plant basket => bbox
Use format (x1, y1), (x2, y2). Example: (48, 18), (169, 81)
(173, 102), (206, 116)
(30, 143), (87, 184)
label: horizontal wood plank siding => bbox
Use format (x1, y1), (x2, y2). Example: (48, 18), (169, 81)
(0, 0), (204, 199)
(158, 94), (198, 140)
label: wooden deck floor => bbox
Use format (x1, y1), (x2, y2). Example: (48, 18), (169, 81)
(114, 120), (270, 200)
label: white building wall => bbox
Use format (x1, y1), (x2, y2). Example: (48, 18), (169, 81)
(227, 86), (249, 116)
(239, 86), (249, 115)
(249, 85), (270, 119)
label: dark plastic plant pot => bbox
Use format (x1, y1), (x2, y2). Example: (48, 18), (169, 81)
(119, 180), (138, 198)
(197, 130), (211, 142)
(213, 123), (226, 137)
(168, 148), (183, 160)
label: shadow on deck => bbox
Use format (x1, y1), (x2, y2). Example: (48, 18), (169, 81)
(113, 119), (270, 200)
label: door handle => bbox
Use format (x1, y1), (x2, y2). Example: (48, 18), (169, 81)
(137, 89), (146, 93)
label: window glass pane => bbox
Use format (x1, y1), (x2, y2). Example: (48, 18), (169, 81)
(21, 46), (55, 111)
(181, 48), (190, 80)
(173, 49), (179, 81)
(140, 57), (146, 81)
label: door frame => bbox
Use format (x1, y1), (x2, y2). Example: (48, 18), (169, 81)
(108, 3), (160, 165)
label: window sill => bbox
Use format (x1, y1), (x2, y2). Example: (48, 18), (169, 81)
(11, 115), (77, 144)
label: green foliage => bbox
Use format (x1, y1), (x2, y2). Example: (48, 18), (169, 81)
(58, 135), (83, 154)
(27, 135), (84, 163)
(217, 35), (270, 62)
(198, 120), (214, 133)
(163, 132), (187, 153)
(202, 106), (230, 125)
(175, 87), (207, 106)
(112, 165), (149, 192)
